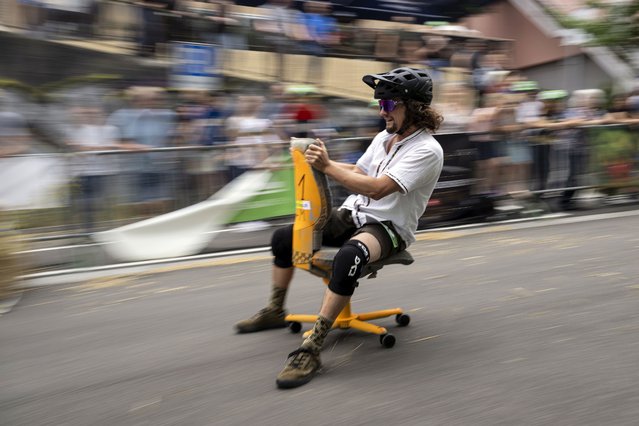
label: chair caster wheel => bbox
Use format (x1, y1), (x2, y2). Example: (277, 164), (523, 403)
(380, 333), (396, 348)
(395, 313), (410, 327)
(288, 321), (302, 333)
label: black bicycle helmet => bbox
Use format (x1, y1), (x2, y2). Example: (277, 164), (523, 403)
(362, 67), (433, 105)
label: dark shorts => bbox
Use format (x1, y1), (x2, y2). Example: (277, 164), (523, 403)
(322, 208), (406, 259)
(272, 208), (406, 269)
(475, 140), (499, 161)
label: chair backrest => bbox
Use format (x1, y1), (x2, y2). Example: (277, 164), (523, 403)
(290, 138), (332, 272)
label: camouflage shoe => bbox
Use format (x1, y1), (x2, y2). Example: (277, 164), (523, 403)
(276, 347), (322, 389)
(235, 307), (287, 334)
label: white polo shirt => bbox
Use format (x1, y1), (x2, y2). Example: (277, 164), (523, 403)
(340, 128), (443, 246)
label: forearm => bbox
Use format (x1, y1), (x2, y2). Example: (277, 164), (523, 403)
(331, 161), (361, 173)
(323, 161), (381, 199)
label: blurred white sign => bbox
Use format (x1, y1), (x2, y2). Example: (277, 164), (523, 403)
(0, 155), (69, 210)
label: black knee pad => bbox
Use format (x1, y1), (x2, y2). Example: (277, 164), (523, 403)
(271, 225), (293, 268)
(328, 240), (370, 296)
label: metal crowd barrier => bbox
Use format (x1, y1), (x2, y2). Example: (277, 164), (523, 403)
(2, 125), (638, 236)
(0, 125), (636, 235)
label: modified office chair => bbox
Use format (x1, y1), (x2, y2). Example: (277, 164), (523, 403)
(285, 138), (414, 348)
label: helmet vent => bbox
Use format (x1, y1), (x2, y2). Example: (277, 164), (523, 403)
(362, 67), (433, 105)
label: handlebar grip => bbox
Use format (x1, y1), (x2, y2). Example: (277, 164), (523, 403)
(290, 137), (316, 153)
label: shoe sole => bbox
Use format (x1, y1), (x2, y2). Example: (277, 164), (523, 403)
(276, 371), (317, 389)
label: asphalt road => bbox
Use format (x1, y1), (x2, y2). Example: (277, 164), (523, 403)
(2, 211), (639, 426)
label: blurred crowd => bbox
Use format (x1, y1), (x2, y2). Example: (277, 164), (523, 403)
(2, 77), (638, 233)
(451, 75), (639, 202)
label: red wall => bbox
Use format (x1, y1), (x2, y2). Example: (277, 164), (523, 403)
(461, 0), (581, 69)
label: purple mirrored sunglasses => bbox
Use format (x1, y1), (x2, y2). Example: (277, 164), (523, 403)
(378, 99), (403, 112)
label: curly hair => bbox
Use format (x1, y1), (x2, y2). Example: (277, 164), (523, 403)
(403, 98), (444, 133)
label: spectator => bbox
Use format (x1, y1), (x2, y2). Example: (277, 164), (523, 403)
(257, 83), (292, 142)
(416, 35), (452, 70)
(66, 106), (124, 231)
(302, 0), (339, 56)
(514, 81), (543, 124)
(301, 0), (339, 83)
(510, 80), (543, 193)
(436, 82), (474, 133)
(279, 85), (327, 138)
(559, 89), (607, 208)
(253, 0), (311, 76)
(466, 93), (505, 196)
(495, 94), (529, 194)
(224, 95), (279, 180)
(107, 86), (177, 216)
(527, 90), (583, 193)
(173, 91), (207, 204)
(177, 90), (227, 202)
(174, 0), (239, 46)
(605, 93), (633, 122)
(199, 90), (230, 146)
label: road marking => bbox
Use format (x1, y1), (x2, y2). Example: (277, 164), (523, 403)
(408, 335), (440, 343)
(461, 256), (485, 261)
(129, 398), (162, 412)
(109, 297), (143, 304)
(501, 358), (527, 364)
(552, 338), (575, 343)
(155, 286), (189, 293)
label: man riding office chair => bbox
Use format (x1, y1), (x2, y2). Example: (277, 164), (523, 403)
(235, 67), (445, 389)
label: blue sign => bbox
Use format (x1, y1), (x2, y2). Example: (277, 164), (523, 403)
(171, 42), (221, 90)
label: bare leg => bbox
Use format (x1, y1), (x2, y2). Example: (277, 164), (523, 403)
(273, 265), (294, 290)
(318, 289), (350, 323)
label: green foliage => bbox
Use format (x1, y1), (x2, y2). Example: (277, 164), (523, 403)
(591, 128), (636, 165)
(552, 1), (639, 49)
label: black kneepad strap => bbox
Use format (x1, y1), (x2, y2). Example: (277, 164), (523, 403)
(328, 240), (371, 296)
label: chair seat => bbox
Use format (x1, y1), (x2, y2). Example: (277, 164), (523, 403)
(310, 247), (414, 280)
